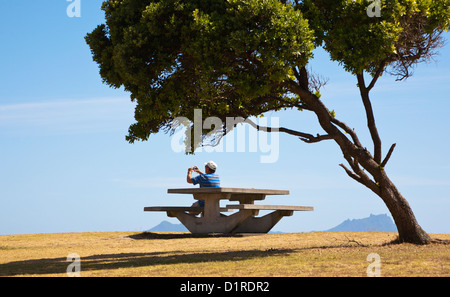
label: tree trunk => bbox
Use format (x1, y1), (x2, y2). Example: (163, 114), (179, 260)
(377, 172), (432, 244)
(341, 145), (433, 244)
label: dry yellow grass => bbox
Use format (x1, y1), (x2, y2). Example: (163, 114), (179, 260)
(0, 231), (448, 277)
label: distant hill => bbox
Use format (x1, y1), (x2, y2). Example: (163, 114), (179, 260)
(324, 214), (397, 232)
(148, 220), (188, 232)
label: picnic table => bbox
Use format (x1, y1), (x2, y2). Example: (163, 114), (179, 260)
(144, 188), (313, 234)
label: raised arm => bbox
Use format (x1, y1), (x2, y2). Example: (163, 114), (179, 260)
(186, 167), (194, 184)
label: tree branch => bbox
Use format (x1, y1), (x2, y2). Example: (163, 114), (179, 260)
(330, 117), (363, 148)
(367, 60), (387, 91)
(357, 72), (383, 164)
(381, 143), (396, 169)
(244, 118), (333, 143)
(298, 66), (310, 92)
(340, 155), (381, 196)
(339, 163), (364, 184)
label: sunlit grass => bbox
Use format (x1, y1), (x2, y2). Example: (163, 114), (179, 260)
(0, 231), (448, 277)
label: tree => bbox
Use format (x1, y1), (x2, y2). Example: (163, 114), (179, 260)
(86, 0), (450, 244)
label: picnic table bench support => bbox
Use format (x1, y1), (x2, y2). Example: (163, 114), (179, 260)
(231, 210), (293, 233)
(167, 209), (259, 234)
(226, 204), (314, 233)
(160, 193), (260, 234)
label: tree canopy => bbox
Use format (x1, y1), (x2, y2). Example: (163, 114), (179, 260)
(86, 0), (316, 145)
(86, 0), (449, 146)
(301, 0), (450, 78)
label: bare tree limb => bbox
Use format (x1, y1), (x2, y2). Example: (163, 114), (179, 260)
(387, 18), (445, 81)
(330, 117), (363, 148)
(381, 143), (397, 169)
(339, 163), (363, 184)
(357, 72), (383, 164)
(341, 155), (381, 196)
(367, 60), (387, 91)
(308, 68), (329, 93)
(244, 118), (333, 143)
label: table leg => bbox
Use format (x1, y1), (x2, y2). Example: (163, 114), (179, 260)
(232, 210), (294, 233)
(203, 196), (221, 221)
(167, 209), (259, 234)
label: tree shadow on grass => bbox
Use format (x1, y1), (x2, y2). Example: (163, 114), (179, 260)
(128, 232), (262, 240)
(0, 245), (292, 276)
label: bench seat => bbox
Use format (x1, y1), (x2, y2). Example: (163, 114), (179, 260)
(223, 204), (313, 233)
(144, 206), (233, 212)
(225, 204), (314, 211)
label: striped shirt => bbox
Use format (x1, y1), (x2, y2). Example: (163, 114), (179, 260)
(191, 173), (220, 188)
(192, 173), (220, 208)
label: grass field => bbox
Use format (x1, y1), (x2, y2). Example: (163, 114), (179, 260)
(0, 231), (449, 277)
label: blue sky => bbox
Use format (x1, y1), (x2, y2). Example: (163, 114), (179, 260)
(0, 0), (449, 235)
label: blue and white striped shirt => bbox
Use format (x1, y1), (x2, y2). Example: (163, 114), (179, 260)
(191, 173), (220, 188)
(191, 173), (220, 208)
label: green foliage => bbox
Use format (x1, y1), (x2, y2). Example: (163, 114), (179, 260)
(86, 0), (314, 143)
(86, 0), (450, 144)
(299, 0), (450, 76)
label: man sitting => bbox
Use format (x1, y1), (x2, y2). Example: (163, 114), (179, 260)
(186, 161), (220, 215)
